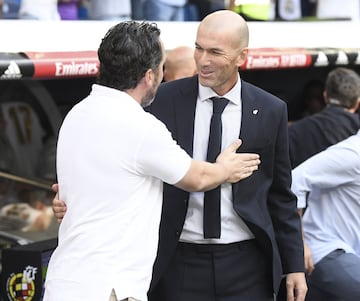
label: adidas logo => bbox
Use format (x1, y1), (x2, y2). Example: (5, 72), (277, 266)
(1, 61), (22, 79)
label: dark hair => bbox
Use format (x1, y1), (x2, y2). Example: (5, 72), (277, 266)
(325, 67), (360, 109)
(96, 21), (162, 91)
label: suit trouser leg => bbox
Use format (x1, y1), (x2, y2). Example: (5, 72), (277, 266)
(151, 240), (273, 301)
(306, 249), (360, 301)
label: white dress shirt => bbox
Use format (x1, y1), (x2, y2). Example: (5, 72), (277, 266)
(292, 129), (360, 264)
(180, 75), (255, 244)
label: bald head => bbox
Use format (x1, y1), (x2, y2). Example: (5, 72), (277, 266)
(163, 46), (197, 82)
(199, 10), (249, 49)
(194, 10), (250, 96)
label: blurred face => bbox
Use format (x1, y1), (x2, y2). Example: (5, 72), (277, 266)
(141, 40), (166, 107)
(194, 25), (247, 96)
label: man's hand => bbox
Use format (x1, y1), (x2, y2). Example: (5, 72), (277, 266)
(216, 139), (260, 183)
(286, 272), (308, 301)
(304, 242), (314, 275)
(51, 183), (67, 223)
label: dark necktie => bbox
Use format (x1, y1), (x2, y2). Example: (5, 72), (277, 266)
(203, 97), (229, 239)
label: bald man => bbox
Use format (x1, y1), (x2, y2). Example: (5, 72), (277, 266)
(163, 46), (197, 82)
(147, 10), (307, 301)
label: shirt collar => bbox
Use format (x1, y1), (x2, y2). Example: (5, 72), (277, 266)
(198, 73), (241, 106)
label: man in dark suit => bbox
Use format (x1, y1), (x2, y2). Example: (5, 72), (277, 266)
(147, 10), (307, 301)
(288, 67), (360, 169)
(52, 10), (307, 301)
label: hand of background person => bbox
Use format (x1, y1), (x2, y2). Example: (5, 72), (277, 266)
(285, 272), (308, 301)
(304, 242), (315, 275)
(51, 183), (66, 223)
(216, 139), (260, 183)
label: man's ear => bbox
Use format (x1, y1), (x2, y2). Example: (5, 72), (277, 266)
(237, 48), (248, 67)
(144, 69), (154, 86)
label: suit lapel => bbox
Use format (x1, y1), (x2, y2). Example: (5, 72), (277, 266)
(174, 76), (198, 156)
(232, 80), (263, 213)
(239, 80), (261, 151)
(172, 78), (261, 155)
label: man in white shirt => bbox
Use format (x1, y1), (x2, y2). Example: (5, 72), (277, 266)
(44, 21), (260, 301)
(292, 128), (360, 301)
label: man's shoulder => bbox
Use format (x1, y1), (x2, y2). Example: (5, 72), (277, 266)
(288, 107), (331, 128)
(333, 130), (360, 152)
(146, 76), (197, 116)
(289, 106), (358, 131)
(152, 76), (198, 108)
(157, 76), (198, 94)
(241, 80), (284, 104)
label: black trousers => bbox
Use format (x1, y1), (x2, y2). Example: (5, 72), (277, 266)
(150, 240), (274, 301)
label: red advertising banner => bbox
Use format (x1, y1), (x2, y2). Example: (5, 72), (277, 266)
(0, 48), (357, 80)
(241, 48), (313, 70)
(24, 51), (99, 79)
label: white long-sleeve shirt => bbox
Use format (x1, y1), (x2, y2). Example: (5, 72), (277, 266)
(291, 129), (360, 264)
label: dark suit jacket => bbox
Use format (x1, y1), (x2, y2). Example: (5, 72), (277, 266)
(146, 75), (304, 297)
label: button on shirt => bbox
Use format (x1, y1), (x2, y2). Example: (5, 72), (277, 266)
(292, 130), (360, 264)
(180, 75), (255, 244)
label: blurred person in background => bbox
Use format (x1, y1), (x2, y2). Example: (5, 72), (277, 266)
(0, 190), (55, 234)
(300, 0), (316, 18)
(0, 112), (56, 239)
(19, 0), (61, 20)
(292, 126), (360, 301)
(288, 79), (326, 121)
(187, 0), (226, 20)
(277, 0), (301, 20)
(57, 0), (81, 20)
(88, 0), (131, 20)
(144, 0), (187, 21)
(288, 67), (360, 169)
(316, 0), (360, 21)
(1, 0), (21, 19)
(230, 0), (275, 21)
(282, 67), (360, 301)
(163, 46), (197, 82)
(229, 0), (276, 21)
(300, 80), (326, 117)
(131, 0), (145, 20)
(230, 0), (318, 21)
